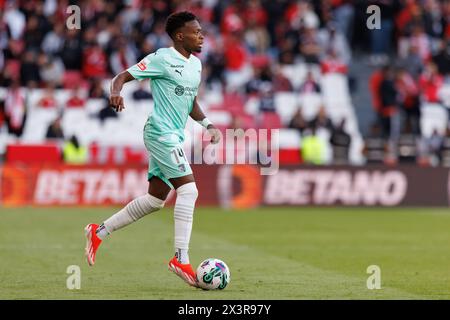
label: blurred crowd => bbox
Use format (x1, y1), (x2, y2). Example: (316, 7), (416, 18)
(366, 0), (450, 166)
(0, 0), (449, 166)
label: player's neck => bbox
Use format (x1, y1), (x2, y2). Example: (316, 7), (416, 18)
(173, 44), (191, 60)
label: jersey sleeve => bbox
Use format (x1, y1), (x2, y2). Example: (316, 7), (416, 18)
(127, 52), (166, 80)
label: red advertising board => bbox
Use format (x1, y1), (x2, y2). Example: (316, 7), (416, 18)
(1, 164), (450, 207)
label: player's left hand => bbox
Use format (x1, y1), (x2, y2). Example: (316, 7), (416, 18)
(207, 126), (221, 144)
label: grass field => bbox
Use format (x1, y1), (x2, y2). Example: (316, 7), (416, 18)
(1, 206), (450, 299)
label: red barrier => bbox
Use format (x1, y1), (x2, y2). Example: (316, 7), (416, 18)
(2, 164), (450, 207)
(6, 144), (62, 164)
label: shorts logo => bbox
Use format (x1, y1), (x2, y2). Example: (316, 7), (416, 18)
(175, 85), (184, 96)
(137, 60), (147, 71)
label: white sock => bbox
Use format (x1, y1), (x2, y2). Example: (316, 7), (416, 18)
(175, 248), (189, 264)
(174, 182), (198, 264)
(96, 223), (109, 240)
(99, 194), (165, 239)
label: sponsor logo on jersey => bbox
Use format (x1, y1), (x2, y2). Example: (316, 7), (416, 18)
(137, 60), (147, 71)
(174, 85), (197, 96)
(170, 65), (184, 68)
(175, 69), (183, 77)
(175, 85), (185, 96)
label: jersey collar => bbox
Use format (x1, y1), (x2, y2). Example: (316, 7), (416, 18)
(170, 47), (190, 62)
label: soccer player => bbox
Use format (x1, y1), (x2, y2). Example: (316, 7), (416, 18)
(84, 11), (220, 288)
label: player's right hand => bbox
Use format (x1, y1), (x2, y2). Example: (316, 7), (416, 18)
(110, 93), (125, 112)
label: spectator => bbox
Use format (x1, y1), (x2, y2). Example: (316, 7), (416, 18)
(419, 62), (444, 103)
(299, 27), (321, 64)
(320, 49), (348, 75)
(89, 78), (108, 99)
(289, 108), (308, 134)
(66, 87), (86, 108)
(272, 66), (293, 92)
(4, 79), (27, 137)
(423, 0), (445, 46)
(258, 82), (276, 113)
(369, 0), (395, 66)
(132, 81), (153, 101)
(301, 125), (326, 165)
(318, 23), (351, 65)
(38, 53), (65, 88)
(411, 23), (432, 62)
(63, 135), (88, 165)
(98, 102), (118, 124)
(3, 0), (26, 40)
(20, 50), (41, 87)
(61, 29), (82, 70)
(243, 0), (270, 54)
(286, 0), (319, 30)
(299, 70), (321, 94)
(330, 118), (352, 165)
(37, 85), (58, 108)
(223, 31), (252, 91)
(309, 106), (333, 131)
(396, 68), (421, 135)
(82, 41), (108, 79)
(246, 64), (272, 95)
(46, 115), (64, 140)
(433, 39), (450, 76)
(422, 128), (444, 166)
(41, 22), (65, 55)
(369, 66), (384, 117)
(145, 20), (171, 50)
(23, 15), (45, 52)
(397, 44), (424, 80)
(332, 0), (355, 44)
(379, 66), (399, 139)
(110, 37), (137, 75)
(204, 40), (226, 90)
(133, 8), (156, 36)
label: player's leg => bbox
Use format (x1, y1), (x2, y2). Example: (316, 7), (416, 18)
(99, 176), (170, 235)
(145, 139), (199, 286)
(170, 174), (197, 264)
(84, 174), (171, 266)
(167, 174), (200, 287)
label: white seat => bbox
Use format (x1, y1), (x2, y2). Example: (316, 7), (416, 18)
(274, 92), (299, 125)
(278, 128), (301, 149)
(322, 73), (350, 103)
(298, 93), (322, 121)
(22, 106), (60, 143)
(207, 110), (232, 126)
(420, 103), (448, 137)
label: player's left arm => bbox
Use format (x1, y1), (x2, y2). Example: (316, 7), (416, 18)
(190, 96), (221, 144)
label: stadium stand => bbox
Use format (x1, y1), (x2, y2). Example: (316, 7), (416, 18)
(0, 0), (449, 167)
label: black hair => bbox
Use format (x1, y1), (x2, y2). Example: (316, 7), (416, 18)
(165, 11), (197, 40)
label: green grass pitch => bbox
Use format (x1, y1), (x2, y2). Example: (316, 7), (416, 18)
(1, 206), (450, 299)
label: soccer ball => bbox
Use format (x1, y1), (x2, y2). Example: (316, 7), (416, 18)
(196, 258), (230, 290)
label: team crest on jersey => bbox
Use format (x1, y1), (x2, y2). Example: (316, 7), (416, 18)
(137, 60), (147, 71)
(178, 164), (186, 172)
(175, 85), (185, 96)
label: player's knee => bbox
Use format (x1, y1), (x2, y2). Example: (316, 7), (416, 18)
(176, 182), (198, 201)
(126, 194), (165, 221)
(147, 194), (165, 210)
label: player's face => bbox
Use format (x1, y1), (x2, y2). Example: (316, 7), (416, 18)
(182, 20), (204, 53)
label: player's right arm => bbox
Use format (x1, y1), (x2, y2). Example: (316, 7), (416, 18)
(110, 51), (165, 112)
(110, 71), (134, 112)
